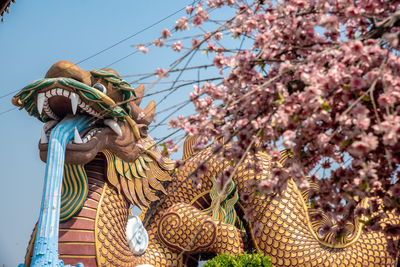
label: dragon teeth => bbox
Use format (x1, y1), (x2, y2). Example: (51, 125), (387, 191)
(40, 127), (48, 144)
(74, 127), (83, 144)
(37, 93), (45, 115)
(70, 93), (78, 115)
(36, 88), (104, 119)
(37, 87), (108, 142)
(104, 119), (122, 136)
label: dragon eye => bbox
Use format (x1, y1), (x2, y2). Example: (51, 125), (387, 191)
(93, 83), (107, 94)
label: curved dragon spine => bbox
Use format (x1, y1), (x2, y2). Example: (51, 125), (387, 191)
(167, 142), (399, 266)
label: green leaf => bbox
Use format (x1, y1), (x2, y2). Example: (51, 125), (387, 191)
(300, 150), (307, 160)
(258, 129), (265, 138)
(258, 61), (266, 72)
(359, 179), (368, 191)
(322, 101), (331, 111)
(361, 95), (371, 102)
(274, 92), (284, 105)
(310, 199), (315, 209)
(341, 139), (353, 147)
(291, 113), (299, 123)
(159, 143), (168, 155)
(205, 252), (272, 267)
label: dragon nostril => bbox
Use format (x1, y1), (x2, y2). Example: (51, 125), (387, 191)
(93, 83), (107, 94)
(138, 124), (148, 137)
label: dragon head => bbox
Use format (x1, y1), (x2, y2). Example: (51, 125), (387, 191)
(12, 60), (155, 165)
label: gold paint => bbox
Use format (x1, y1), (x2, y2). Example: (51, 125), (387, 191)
(94, 182), (107, 267)
(24, 224), (38, 267)
(125, 115), (141, 140)
(73, 216), (95, 222)
(59, 229), (93, 233)
(59, 255), (96, 258)
(292, 178), (367, 249)
(11, 96), (22, 106)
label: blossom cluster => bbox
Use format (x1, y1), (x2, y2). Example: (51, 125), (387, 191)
(152, 0), (400, 245)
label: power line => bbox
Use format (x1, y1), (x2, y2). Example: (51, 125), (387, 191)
(0, 1), (195, 102)
(76, 4), (190, 66)
(2, 0), (219, 119)
(0, 107), (17, 116)
(103, 0), (201, 69)
(0, 89), (18, 100)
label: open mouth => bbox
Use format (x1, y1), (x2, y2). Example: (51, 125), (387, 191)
(12, 65), (140, 163)
(12, 73), (137, 159)
(38, 87), (122, 146)
(38, 88), (103, 120)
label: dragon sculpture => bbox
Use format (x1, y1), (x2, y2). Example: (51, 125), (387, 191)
(13, 61), (399, 266)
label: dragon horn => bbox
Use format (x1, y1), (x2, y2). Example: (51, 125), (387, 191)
(129, 85), (155, 126)
(143, 101), (155, 124)
(130, 101), (155, 126)
(133, 84), (145, 106)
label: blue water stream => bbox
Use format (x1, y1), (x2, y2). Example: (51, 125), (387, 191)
(29, 115), (91, 267)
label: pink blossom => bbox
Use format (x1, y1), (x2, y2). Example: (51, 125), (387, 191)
(192, 38), (201, 48)
(161, 28), (171, 39)
(319, 15), (338, 30)
(378, 93), (396, 108)
(383, 32), (399, 47)
(168, 118), (180, 128)
(345, 6), (361, 17)
(155, 68), (168, 78)
(353, 177), (362, 186)
(243, 207), (254, 221)
(351, 41), (364, 54)
(240, 193), (250, 203)
(153, 38), (164, 47)
(213, 56), (224, 69)
(136, 44), (149, 53)
(137, 112), (145, 120)
(352, 104), (370, 130)
(192, 15), (203, 26)
(149, 0), (400, 229)
(359, 164), (378, 180)
(214, 32), (223, 41)
(349, 133), (378, 157)
(196, 7), (209, 21)
(298, 179), (309, 190)
(172, 41), (183, 52)
(350, 76), (365, 90)
(175, 16), (189, 31)
(185, 5), (194, 15)
(383, 131), (398, 146)
(206, 42), (215, 52)
(282, 130), (295, 148)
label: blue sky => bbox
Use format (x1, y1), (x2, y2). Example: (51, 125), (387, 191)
(0, 1), (235, 265)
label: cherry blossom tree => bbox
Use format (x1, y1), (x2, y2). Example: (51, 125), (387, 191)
(137, 0), (400, 244)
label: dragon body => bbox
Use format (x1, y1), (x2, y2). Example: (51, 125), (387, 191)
(14, 61), (399, 266)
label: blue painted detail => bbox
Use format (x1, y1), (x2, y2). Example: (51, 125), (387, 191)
(30, 115), (90, 267)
